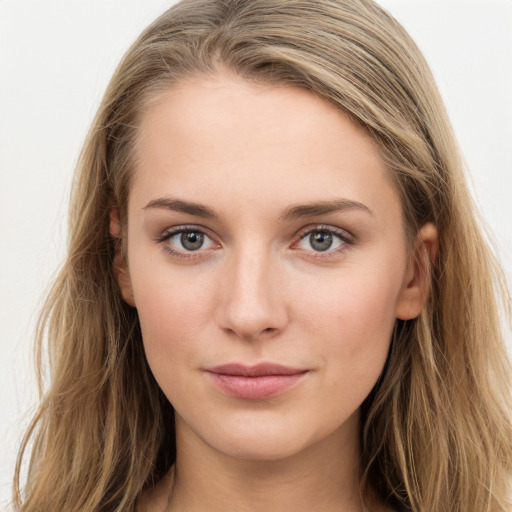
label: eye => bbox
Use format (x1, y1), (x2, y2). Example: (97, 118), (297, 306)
(158, 227), (218, 256)
(295, 227), (352, 254)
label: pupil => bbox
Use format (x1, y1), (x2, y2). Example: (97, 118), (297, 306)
(310, 231), (333, 252)
(181, 232), (204, 251)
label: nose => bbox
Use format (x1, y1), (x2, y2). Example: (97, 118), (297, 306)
(216, 246), (289, 341)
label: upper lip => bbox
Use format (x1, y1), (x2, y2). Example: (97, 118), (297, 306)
(204, 363), (308, 377)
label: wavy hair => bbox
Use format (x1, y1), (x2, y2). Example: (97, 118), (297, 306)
(14, 1), (512, 511)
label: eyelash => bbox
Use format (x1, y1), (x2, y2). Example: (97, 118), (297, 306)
(156, 225), (218, 260)
(294, 225), (354, 260)
(156, 224), (354, 260)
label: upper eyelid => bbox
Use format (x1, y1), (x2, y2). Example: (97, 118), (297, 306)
(158, 225), (216, 241)
(161, 230), (218, 251)
(295, 224), (354, 241)
(158, 223), (352, 237)
(156, 224), (354, 250)
(158, 226), (219, 257)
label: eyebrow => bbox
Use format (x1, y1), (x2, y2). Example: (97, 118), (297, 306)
(280, 198), (373, 221)
(144, 197), (217, 218)
(143, 197), (372, 220)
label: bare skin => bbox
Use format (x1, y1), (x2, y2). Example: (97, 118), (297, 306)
(116, 71), (437, 512)
(138, 416), (367, 512)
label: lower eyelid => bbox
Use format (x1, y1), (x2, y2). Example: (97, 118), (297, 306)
(157, 226), (352, 259)
(157, 227), (222, 259)
(292, 226), (354, 256)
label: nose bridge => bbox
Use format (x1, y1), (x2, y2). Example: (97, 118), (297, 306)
(217, 242), (287, 340)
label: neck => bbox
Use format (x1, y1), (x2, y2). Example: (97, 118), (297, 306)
(166, 412), (366, 512)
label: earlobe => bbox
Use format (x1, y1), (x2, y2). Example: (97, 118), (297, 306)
(395, 223), (438, 320)
(110, 209), (136, 307)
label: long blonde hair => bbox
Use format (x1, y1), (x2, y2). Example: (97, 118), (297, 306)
(14, 1), (512, 511)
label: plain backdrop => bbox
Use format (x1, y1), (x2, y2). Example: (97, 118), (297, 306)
(0, 0), (511, 506)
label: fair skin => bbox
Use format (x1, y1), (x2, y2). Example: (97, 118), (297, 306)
(112, 72), (437, 512)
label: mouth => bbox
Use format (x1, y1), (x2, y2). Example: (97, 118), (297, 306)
(204, 363), (309, 400)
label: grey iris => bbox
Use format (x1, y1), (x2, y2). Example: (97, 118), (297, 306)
(310, 231), (333, 251)
(181, 231), (204, 250)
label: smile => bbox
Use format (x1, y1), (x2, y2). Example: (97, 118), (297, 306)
(204, 363), (309, 400)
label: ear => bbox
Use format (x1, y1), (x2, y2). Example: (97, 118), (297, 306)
(395, 223), (438, 320)
(110, 209), (136, 307)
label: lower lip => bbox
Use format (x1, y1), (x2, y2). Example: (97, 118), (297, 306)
(206, 372), (308, 400)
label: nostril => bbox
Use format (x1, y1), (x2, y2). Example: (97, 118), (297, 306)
(222, 324), (280, 343)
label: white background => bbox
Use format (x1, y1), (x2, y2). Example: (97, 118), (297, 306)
(0, 0), (511, 507)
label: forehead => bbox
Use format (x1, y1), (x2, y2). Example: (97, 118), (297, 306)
(131, 73), (401, 224)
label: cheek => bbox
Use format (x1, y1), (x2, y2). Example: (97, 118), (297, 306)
(129, 258), (218, 372)
(293, 259), (404, 386)
(299, 265), (400, 341)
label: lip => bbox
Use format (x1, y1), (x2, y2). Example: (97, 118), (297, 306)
(204, 363), (309, 400)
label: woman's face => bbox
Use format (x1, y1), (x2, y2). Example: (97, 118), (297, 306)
(116, 72), (425, 461)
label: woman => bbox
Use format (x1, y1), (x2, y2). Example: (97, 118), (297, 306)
(13, 0), (512, 511)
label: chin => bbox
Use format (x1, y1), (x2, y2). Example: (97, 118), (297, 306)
(209, 432), (313, 462)
(181, 408), (355, 464)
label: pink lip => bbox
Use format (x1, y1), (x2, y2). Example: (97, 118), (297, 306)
(204, 363), (309, 400)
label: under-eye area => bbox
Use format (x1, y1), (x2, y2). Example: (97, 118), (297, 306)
(156, 225), (220, 259)
(292, 224), (355, 257)
(154, 222), (355, 261)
